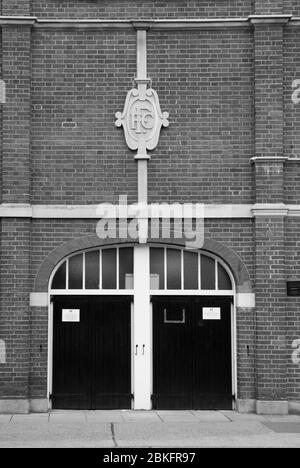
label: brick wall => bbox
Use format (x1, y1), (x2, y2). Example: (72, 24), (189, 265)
(0, 30), (2, 199)
(31, 0), (252, 19)
(1, 1), (300, 409)
(236, 306), (256, 400)
(3, 0), (299, 18)
(2, 0), (30, 15)
(285, 1), (300, 15)
(284, 163), (300, 203)
(29, 306), (48, 399)
(29, 0), (300, 18)
(255, 0), (283, 15)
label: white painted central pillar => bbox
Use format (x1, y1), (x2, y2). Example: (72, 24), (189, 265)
(133, 245), (151, 409)
(132, 24), (151, 409)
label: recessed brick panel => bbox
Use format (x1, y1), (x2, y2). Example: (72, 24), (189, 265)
(147, 29), (254, 204)
(31, 29), (137, 205)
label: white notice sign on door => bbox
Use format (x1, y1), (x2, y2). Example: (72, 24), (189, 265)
(202, 307), (221, 320)
(62, 309), (80, 322)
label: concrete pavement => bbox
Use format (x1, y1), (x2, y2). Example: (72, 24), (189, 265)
(0, 410), (299, 447)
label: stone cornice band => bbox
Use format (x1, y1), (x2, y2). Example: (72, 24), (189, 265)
(0, 15), (299, 29)
(0, 203), (299, 219)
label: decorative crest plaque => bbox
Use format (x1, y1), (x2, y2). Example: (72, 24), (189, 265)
(115, 84), (169, 159)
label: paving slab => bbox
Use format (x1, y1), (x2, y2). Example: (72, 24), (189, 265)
(11, 414), (49, 424)
(192, 411), (229, 422)
(49, 411), (86, 423)
(262, 421), (300, 433)
(86, 411), (123, 423)
(0, 423), (113, 448)
(263, 415), (300, 423)
(220, 411), (266, 422)
(0, 415), (12, 424)
(47, 423), (113, 447)
(156, 411), (198, 423)
(113, 420), (273, 447)
(121, 411), (161, 422)
(1, 411), (300, 447)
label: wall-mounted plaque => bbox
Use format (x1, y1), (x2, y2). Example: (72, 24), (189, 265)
(62, 309), (80, 323)
(202, 307), (221, 320)
(287, 281), (300, 297)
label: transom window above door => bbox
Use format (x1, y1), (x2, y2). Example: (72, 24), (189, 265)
(150, 247), (233, 292)
(51, 247), (134, 291)
(50, 246), (233, 293)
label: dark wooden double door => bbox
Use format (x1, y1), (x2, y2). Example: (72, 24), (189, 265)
(52, 296), (132, 410)
(152, 296), (233, 410)
(52, 295), (232, 410)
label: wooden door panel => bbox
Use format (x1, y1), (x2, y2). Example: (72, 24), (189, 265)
(92, 298), (132, 409)
(52, 296), (91, 409)
(152, 296), (232, 410)
(52, 296), (132, 410)
(193, 298), (232, 409)
(152, 298), (192, 409)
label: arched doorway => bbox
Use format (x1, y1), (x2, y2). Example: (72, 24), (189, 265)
(149, 246), (234, 410)
(49, 246), (134, 410)
(48, 244), (235, 410)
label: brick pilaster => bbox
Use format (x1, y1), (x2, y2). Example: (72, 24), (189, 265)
(254, 216), (287, 402)
(254, 24), (284, 163)
(0, 16), (32, 404)
(254, 160), (285, 204)
(0, 219), (31, 401)
(252, 21), (286, 204)
(252, 17), (287, 406)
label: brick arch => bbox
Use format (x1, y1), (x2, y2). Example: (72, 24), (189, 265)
(199, 238), (252, 293)
(148, 237), (252, 293)
(34, 235), (252, 293)
(34, 235), (135, 292)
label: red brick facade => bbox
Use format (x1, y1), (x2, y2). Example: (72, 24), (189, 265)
(0, 1), (299, 414)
